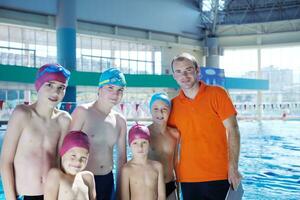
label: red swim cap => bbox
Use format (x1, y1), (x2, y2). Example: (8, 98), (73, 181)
(128, 124), (150, 145)
(59, 131), (90, 157)
(35, 63), (70, 91)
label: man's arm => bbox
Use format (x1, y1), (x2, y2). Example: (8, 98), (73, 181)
(116, 115), (127, 199)
(0, 106), (28, 200)
(223, 115), (242, 190)
(156, 162), (166, 200)
(169, 128), (180, 172)
(44, 168), (60, 200)
(120, 166), (130, 200)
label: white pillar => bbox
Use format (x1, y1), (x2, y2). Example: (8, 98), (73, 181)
(257, 40), (262, 120)
(204, 37), (221, 68)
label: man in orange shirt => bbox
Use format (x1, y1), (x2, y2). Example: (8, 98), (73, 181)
(168, 53), (242, 199)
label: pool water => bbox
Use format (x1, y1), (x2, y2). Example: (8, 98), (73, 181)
(238, 120), (300, 200)
(0, 120), (300, 200)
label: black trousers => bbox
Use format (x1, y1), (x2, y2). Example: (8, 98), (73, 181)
(181, 180), (230, 200)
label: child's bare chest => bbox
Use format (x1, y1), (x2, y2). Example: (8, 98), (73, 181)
(131, 167), (158, 187)
(18, 117), (61, 151)
(150, 134), (176, 155)
(84, 111), (119, 144)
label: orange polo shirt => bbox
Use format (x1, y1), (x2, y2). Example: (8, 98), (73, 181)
(168, 81), (237, 182)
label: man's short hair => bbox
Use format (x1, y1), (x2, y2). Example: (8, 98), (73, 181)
(170, 53), (199, 72)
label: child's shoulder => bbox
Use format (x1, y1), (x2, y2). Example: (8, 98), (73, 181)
(123, 161), (133, 168)
(111, 109), (126, 120)
(148, 159), (163, 169)
(167, 126), (180, 139)
(121, 162), (135, 176)
(10, 104), (33, 120)
(14, 104), (32, 113)
(148, 159), (161, 165)
(123, 160), (137, 170)
(55, 108), (72, 123)
(74, 102), (94, 113)
(47, 168), (63, 179)
(110, 110), (126, 127)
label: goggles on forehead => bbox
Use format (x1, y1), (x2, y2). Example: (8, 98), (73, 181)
(98, 76), (126, 87)
(37, 64), (71, 79)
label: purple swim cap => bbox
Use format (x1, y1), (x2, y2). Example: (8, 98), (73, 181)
(35, 63), (70, 91)
(59, 131), (90, 157)
(128, 124), (150, 145)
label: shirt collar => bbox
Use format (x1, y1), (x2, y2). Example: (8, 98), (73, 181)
(178, 81), (207, 101)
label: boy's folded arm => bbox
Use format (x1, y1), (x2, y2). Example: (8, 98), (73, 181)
(81, 172), (96, 200)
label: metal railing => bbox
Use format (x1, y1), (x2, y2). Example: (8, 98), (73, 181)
(1, 101), (300, 123)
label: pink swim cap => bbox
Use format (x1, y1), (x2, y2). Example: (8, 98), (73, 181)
(35, 63), (70, 91)
(59, 131), (90, 157)
(128, 124), (150, 145)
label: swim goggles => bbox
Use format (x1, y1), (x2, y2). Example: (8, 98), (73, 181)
(37, 64), (71, 79)
(98, 75), (126, 86)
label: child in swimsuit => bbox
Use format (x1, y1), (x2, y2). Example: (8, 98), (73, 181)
(148, 93), (180, 200)
(121, 124), (166, 200)
(44, 130), (96, 200)
(70, 68), (127, 200)
(1, 63), (71, 200)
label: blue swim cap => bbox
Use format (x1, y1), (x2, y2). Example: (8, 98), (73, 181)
(149, 93), (171, 111)
(99, 68), (126, 88)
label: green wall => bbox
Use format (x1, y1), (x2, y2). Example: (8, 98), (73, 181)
(0, 65), (268, 90)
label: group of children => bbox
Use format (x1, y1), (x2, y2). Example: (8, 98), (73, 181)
(0, 63), (179, 200)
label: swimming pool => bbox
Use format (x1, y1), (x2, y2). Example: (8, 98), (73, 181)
(0, 120), (299, 199)
(238, 120), (300, 200)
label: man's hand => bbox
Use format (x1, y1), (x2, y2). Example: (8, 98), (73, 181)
(228, 165), (242, 190)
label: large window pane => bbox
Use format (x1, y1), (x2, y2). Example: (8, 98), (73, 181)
(220, 49), (257, 78)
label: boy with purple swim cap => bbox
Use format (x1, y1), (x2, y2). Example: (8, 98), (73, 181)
(35, 63), (70, 91)
(128, 124), (151, 145)
(121, 124), (166, 200)
(59, 131), (90, 156)
(1, 63), (71, 200)
(45, 130), (96, 200)
(70, 67), (127, 200)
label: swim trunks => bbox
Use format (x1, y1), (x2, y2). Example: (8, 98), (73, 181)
(94, 171), (115, 200)
(165, 181), (177, 197)
(22, 195), (44, 200)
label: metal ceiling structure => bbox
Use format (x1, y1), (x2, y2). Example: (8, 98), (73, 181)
(1, 0), (300, 47)
(197, 0), (300, 37)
